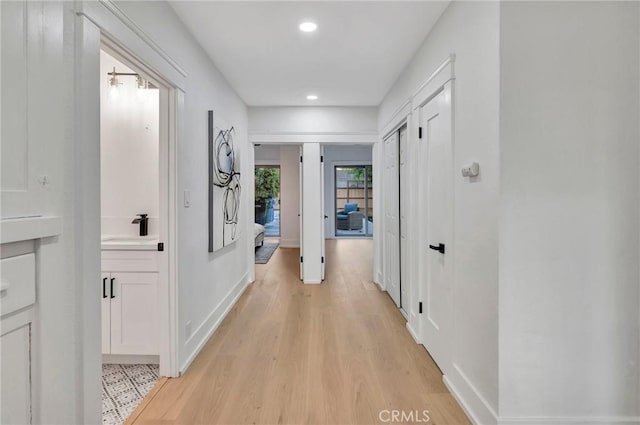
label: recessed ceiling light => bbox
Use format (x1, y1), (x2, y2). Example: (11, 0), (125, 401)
(306, 95), (318, 100)
(299, 22), (317, 32)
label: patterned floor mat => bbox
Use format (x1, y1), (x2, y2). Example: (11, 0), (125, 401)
(102, 364), (159, 425)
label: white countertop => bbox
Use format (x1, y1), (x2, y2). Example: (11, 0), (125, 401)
(101, 235), (159, 251)
(1, 216), (62, 244)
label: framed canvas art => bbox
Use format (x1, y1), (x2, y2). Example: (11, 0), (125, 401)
(208, 110), (241, 252)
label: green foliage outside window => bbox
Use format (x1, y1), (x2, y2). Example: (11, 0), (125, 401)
(255, 168), (280, 202)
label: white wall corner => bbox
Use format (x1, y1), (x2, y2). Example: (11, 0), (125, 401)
(443, 365), (498, 425)
(180, 272), (250, 373)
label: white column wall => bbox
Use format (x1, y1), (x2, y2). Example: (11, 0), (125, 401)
(301, 143), (323, 283)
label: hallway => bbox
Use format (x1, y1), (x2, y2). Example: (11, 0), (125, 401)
(130, 240), (469, 425)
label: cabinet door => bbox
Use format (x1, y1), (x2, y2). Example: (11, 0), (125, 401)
(109, 272), (158, 355)
(1, 323), (31, 424)
(101, 273), (111, 354)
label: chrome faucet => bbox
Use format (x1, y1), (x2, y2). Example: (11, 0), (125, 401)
(131, 214), (149, 236)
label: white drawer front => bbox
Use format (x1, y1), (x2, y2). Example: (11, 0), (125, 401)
(0, 253), (36, 317)
(101, 250), (158, 272)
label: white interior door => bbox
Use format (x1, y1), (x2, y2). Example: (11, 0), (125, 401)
(419, 83), (453, 372)
(383, 132), (401, 307)
(320, 146), (326, 280)
(299, 146), (304, 280)
(399, 125), (408, 312)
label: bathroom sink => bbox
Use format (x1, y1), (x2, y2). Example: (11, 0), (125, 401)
(101, 235), (159, 250)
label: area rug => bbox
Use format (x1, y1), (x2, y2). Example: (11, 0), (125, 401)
(255, 242), (278, 264)
(102, 364), (159, 425)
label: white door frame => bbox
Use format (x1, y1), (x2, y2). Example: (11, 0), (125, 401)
(75, 2), (182, 380)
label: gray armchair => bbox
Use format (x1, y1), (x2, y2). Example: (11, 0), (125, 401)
(336, 203), (365, 231)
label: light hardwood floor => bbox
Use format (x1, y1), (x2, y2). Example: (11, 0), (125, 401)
(131, 240), (470, 425)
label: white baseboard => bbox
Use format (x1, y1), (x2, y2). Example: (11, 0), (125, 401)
(180, 272), (249, 374)
(443, 364), (498, 425)
(499, 416), (640, 425)
(103, 354), (159, 364)
(303, 279), (322, 284)
(406, 322), (420, 344)
(279, 239), (299, 248)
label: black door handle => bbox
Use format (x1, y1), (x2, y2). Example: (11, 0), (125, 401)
(429, 243), (445, 254)
(102, 277), (107, 299)
(110, 277), (115, 299)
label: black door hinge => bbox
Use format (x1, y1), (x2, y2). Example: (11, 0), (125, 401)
(419, 302), (423, 314)
(418, 127), (423, 139)
(300, 155), (303, 163)
(300, 256), (303, 263)
(321, 256), (324, 263)
(158, 242), (164, 252)
(320, 155), (324, 162)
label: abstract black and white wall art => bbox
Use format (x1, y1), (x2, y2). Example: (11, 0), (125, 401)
(208, 110), (241, 252)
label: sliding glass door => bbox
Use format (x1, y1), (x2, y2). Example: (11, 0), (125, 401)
(334, 165), (373, 237)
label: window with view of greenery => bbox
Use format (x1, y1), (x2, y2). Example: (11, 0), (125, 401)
(255, 168), (280, 202)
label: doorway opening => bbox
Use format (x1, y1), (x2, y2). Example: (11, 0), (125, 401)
(334, 165), (374, 237)
(99, 44), (175, 424)
(255, 165), (281, 239)
(253, 144), (301, 270)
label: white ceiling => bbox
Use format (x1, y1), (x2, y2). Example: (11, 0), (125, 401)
(169, 1), (449, 106)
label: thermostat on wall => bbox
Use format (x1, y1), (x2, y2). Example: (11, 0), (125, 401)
(461, 162), (479, 177)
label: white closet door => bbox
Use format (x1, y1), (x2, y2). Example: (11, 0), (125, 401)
(399, 125), (409, 312)
(383, 132), (400, 307)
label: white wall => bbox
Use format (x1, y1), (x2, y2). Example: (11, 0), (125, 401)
(323, 145), (373, 238)
(499, 2), (640, 421)
(279, 145), (300, 248)
(112, 1), (251, 373)
(378, 2), (501, 422)
(100, 50), (160, 237)
(254, 144), (280, 163)
(249, 106), (378, 135)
